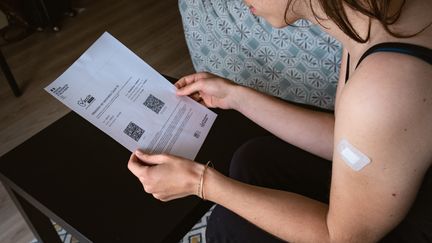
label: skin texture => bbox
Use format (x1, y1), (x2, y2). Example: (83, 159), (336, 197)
(128, 0), (432, 242)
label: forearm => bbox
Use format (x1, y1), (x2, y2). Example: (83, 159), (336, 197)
(231, 85), (334, 160)
(204, 168), (331, 242)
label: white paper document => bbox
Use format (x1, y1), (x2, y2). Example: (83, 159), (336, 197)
(45, 32), (217, 160)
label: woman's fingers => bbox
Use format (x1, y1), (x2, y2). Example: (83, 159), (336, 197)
(174, 72), (212, 89)
(176, 79), (205, 96)
(128, 151), (169, 182)
(128, 151), (200, 202)
(174, 77), (187, 89)
(134, 150), (165, 165)
(127, 153), (149, 180)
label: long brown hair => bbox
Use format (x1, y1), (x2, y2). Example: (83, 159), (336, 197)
(285, 0), (429, 43)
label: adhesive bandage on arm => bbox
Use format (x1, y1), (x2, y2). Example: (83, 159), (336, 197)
(337, 139), (371, 171)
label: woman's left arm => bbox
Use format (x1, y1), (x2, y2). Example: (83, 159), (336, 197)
(324, 56), (432, 242)
(204, 57), (432, 242)
(128, 56), (432, 242)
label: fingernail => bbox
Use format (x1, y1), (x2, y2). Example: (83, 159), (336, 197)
(135, 150), (144, 156)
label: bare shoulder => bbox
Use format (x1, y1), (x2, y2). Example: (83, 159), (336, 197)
(338, 53), (432, 168)
(328, 53), (432, 242)
(342, 55), (432, 162)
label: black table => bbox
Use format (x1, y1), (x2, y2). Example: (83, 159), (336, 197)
(0, 90), (269, 242)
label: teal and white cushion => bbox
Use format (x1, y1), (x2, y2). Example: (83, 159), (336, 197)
(179, 0), (342, 109)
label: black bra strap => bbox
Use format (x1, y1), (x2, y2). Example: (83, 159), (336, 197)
(345, 53), (350, 83)
(356, 42), (432, 69)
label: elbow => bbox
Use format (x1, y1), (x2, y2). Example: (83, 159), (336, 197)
(327, 227), (379, 243)
(326, 220), (379, 243)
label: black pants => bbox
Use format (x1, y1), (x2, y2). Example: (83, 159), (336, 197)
(206, 136), (432, 242)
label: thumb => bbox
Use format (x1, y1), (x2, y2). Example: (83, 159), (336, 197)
(134, 150), (163, 165)
(176, 80), (204, 96)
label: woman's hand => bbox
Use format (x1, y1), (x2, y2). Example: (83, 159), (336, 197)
(127, 150), (204, 201)
(175, 72), (239, 110)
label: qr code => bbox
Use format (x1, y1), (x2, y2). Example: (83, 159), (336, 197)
(123, 122), (145, 142)
(143, 94), (165, 114)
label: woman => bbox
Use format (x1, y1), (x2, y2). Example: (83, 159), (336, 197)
(127, 0), (432, 242)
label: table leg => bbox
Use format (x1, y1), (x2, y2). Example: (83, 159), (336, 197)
(0, 49), (21, 97)
(3, 184), (62, 243)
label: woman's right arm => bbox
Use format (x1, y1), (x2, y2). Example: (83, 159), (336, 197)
(176, 72), (335, 160)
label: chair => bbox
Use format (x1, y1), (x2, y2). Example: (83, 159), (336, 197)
(0, 48), (20, 96)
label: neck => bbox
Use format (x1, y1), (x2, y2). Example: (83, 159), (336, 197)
(293, 0), (372, 56)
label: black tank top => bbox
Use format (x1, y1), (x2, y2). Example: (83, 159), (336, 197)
(345, 42), (432, 83)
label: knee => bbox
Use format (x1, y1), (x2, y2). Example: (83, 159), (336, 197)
(206, 206), (229, 242)
(206, 205), (284, 243)
(229, 136), (275, 184)
(206, 206), (253, 242)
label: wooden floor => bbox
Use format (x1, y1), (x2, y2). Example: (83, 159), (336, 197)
(0, 0), (194, 242)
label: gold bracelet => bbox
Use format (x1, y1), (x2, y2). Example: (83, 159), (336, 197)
(198, 161), (213, 200)
(197, 168), (203, 199)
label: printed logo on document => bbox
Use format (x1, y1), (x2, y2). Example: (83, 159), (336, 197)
(200, 114), (209, 128)
(193, 130), (201, 139)
(49, 84), (69, 99)
(77, 94), (95, 109)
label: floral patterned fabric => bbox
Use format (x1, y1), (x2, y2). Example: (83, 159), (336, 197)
(178, 0), (343, 110)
